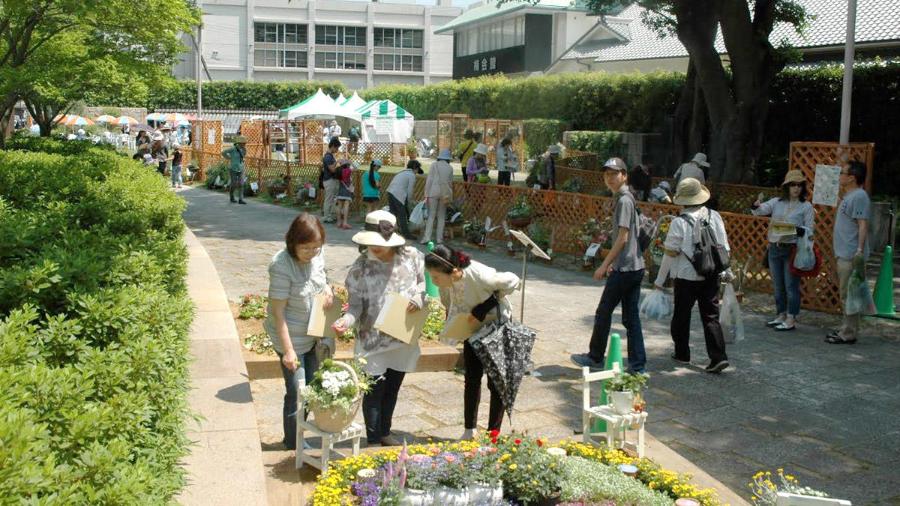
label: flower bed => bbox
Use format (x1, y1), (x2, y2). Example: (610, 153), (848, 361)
(311, 434), (721, 505)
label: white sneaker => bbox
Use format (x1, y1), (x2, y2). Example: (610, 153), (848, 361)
(461, 428), (477, 440)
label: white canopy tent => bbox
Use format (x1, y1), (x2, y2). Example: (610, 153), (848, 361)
(334, 92), (347, 105)
(340, 92), (367, 114)
(279, 89), (361, 122)
(356, 99), (415, 144)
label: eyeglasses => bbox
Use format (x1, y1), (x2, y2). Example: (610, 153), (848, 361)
(839, 171), (850, 175)
(295, 246), (322, 255)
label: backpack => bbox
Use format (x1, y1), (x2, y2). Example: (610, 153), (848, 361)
(622, 192), (657, 253)
(680, 209), (730, 278)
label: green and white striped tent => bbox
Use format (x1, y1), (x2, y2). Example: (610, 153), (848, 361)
(355, 99), (415, 144)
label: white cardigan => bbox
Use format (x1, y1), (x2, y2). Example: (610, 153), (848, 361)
(440, 260), (521, 323)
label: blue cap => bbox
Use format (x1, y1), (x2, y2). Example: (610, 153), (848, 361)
(437, 148), (453, 161)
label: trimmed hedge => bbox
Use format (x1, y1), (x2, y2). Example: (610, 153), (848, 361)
(0, 138), (192, 503)
(523, 119), (568, 158)
(567, 131), (624, 162)
(148, 80), (348, 110)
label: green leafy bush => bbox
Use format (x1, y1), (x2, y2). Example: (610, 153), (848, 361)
(148, 80), (348, 110)
(567, 131), (624, 161)
(559, 457), (673, 505)
(524, 119), (567, 159)
(0, 140), (192, 502)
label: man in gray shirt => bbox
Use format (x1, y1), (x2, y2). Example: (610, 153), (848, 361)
(827, 160), (870, 344)
(387, 160), (419, 239)
(571, 157), (646, 373)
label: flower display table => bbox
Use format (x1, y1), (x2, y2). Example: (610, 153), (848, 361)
(296, 420), (364, 474)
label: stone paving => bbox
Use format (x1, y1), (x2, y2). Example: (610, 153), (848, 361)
(182, 186), (900, 505)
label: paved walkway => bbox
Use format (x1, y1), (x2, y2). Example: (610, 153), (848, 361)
(182, 186), (900, 505)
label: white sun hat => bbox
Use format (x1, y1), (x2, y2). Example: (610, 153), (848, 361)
(351, 210), (406, 247)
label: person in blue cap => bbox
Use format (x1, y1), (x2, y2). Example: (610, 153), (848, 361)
(422, 148), (455, 245)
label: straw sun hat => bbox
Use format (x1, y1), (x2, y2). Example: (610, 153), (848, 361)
(351, 210), (406, 248)
(673, 177), (711, 206)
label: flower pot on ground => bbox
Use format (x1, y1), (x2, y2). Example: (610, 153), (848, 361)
(301, 359), (372, 433)
(506, 195), (534, 229)
(467, 484), (503, 504)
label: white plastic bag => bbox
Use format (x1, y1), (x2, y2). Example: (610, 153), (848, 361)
(719, 283), (744, 343)
(408, 200), (427, 229)
(639, 290), (672, 321)
(844, 273), (875, 315)
(793, 232), (815, 271)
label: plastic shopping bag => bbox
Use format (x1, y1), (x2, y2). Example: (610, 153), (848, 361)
(639, 289), (673, 321)
(719, 283), (745, 343)
(844, 272), (876, 315)
(409, 200), (427, 229)
(793, 233), (815, 271)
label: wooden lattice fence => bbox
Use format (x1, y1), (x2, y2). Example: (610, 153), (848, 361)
(436, 113), (526, 167)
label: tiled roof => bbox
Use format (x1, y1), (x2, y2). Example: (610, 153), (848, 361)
(561, 0), (900, 62)
(435, 0), (586, 34)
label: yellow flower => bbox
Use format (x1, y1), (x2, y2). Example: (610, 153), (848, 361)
(509, 463), (518, 470)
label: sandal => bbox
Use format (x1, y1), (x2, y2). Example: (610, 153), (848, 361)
(766, 318), (785, 327)
(824, 334), (857, 344)
(774, 323), (796, 331)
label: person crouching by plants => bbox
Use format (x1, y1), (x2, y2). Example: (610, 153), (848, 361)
(335, 159), (355, 230)
(264, 213), (334, 450)
(539, 145), (560, 190)
(466, 143), (489, 183)
(653, 178), (731, 373)
(361, 159), (383, 215)
(331, 210), (426, 446)
(424, 245), (521, 440)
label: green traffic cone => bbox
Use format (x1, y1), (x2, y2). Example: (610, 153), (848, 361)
(424, 241), (440, 298)
(874, 245), (896, 316)
(592, 333), (624, 434)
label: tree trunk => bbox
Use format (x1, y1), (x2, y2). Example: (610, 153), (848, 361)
(0, 93), (20, 148)
(670, 59), (696, 174)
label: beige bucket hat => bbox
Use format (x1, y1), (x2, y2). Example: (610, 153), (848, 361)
(673, 177), (711, 206)
(351, 210), (406, 247)
(781, 169), (806, 186)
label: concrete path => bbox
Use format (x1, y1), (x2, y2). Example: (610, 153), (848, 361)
(182, 186), (900, 505)
(179, 229), (268, 505)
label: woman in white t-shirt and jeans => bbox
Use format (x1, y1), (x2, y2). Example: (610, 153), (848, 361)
(653, 178), (731, 374)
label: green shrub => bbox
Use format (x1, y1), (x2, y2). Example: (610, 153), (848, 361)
(147, 80), (348, 110)
(567, 131), (624, 161)
(524, 119), (567, 159)
(0, 141), (192, 503)
(559, 457), (673, 505)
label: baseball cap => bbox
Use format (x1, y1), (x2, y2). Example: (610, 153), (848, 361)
(602, 157), (628, 172)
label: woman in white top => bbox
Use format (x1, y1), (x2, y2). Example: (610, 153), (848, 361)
(332, 210), (425, 446)
(264, 213), (334, 450)
(654, 178), (731, 374)
(751, 170), (815, 331)
(421, 148), (455, 245)
(496, 137), (519, 186)
(425, 245), (520, 439)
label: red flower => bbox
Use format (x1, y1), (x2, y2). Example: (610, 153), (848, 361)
(536, 439), (543, 447)
(514, 438), (522, 445)
(489, 429), (500, 438)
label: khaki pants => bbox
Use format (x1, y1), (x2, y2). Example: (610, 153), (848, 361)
(422, 197), (447, 244)
(322, 179), (339, 222)
(836, 258), (861, 339)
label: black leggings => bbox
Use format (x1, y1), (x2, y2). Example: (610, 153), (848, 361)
(498, 171), (511, 186)
(463, 341), (505, 430)
(362, 368), (406, 443)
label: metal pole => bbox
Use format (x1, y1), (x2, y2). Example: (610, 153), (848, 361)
(196, 20), (204, 175)
(839, 0), (857, 145)
(520, 250), (527, 323)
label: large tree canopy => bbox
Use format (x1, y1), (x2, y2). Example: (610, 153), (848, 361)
(506, 0), (810, 183)
(0, 0), (199, 142)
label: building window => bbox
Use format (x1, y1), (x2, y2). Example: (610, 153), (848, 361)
(314, 50), (366, 70)
(374, 28), (424, 49)
(373, 53), (423, 72)
(315, 25), (366, 47)
(456, 16), (526, 57)
(373, 28), (424, 72)
(254, 22), (308, 68)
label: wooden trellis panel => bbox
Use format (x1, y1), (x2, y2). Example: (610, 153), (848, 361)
(436, 113), (525, 168)
(239, 120), (267, 160)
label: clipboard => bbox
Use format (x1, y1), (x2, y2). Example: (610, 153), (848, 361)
(438, 313), (476, 342)
(306, 293), (343, 339)
(373, 292), (428, 344)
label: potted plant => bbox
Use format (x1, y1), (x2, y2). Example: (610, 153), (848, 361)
(527, 222), (553, 260)
(506, 195), (534, 228)
(431, 452), (469, 505)
(466, 441), (504, 504)
(463, 220), (487, 247)
(604, 371), (648, 415)
(300, 359), (372, 433)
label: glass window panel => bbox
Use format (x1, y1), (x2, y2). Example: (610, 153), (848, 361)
(401, 30), (414, 48)
(502, 19), (515, 48)
(374, 28), (384, 47)
(383, 29), (395, 48)
(516, 17), (525, 45)
(467, 29), (477, 56)
(412, 30), (423, 49)
(315, 28), (325, 45)
(254, 23), (266, 43)
(413, 55), (423, 72)
(315, 52), (325, 68)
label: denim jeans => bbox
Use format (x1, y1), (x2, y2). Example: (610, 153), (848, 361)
(588, 269), (647, 373)
(276, 349), (318, 450)
(171, 165), (182, 186)
(362, 369), (406, 443)
(768, 243), (801, 316)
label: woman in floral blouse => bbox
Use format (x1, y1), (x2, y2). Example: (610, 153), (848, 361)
(332, 210), (425, 446)
(264, 213), (334, 450)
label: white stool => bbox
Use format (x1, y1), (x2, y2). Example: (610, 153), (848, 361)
(583, 405), (648, 458)
(295, 419), (364, 474)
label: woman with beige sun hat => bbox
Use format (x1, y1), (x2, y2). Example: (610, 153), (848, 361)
(331, 210), (426, 446)
(654, 177), (731, 374)
(751, 169), (815, 331)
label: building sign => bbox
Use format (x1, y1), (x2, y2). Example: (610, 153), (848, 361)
(454, 45), (526, 79)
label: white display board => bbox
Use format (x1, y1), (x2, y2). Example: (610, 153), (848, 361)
(812, 164), (841, 207)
